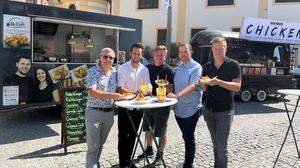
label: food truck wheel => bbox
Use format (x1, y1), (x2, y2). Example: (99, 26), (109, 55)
(241, 90), (252, 102)
(256, 90), (267, 102)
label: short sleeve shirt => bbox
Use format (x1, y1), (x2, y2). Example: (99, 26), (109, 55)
(174, 59), (203, 118)
(202, 57), (241, 112)
(86, 65), (117, 108)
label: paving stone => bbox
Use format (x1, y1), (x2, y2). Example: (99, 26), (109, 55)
(1, 96), (300, 167)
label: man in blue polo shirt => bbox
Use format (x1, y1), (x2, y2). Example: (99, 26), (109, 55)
(168, 43), (203, 168)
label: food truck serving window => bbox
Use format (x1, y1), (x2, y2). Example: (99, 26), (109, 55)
(32, 17), (135, 64)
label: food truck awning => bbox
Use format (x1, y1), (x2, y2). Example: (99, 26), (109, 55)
(32, 16), (136, 32)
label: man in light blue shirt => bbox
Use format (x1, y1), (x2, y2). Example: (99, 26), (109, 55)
(174, 60), (202, 118)
(168, 43), (203, 168)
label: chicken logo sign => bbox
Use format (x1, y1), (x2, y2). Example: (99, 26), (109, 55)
(240, 17), (300, 44)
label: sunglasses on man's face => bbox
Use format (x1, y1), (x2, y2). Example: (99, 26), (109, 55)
(102, 55), (115, 61)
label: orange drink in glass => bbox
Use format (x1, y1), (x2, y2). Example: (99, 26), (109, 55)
(140, 79), (148, 95)
(156, 86), (166, 102)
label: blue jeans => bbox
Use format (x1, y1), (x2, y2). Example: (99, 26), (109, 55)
(203, 108), (234, 168)
(175, 109), (201, 168)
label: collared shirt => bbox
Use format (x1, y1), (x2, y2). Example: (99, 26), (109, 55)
(86, 65), (117, 108)
(174, 58), (203, 118)
(117, 61), (152, 92)
(202, 57), (241, 112)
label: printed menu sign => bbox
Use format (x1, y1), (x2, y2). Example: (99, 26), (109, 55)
(62, 87), (87, 154)
(3, 14), (31, 49)
(2, 86), (19, 106)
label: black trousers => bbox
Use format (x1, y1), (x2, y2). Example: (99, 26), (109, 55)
(175, 110), (201, 168)
(118, 108), (143, 167)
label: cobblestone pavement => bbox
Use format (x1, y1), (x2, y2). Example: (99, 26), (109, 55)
(1, 96), (300, 168)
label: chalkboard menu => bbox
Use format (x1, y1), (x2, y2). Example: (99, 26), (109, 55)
(61, 87), (87, 154)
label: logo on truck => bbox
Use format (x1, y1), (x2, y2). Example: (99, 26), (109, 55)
(6, 17), (25, 28)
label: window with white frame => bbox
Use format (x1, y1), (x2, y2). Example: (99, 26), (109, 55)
(275, 0), (300, 3)
(231, 27), (240, 32)
(138, 0), (159, 9)
(207, 0), (234, 6)
(157, 29), (167, 46)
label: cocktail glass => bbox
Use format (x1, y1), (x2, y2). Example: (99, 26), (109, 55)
(156, 86), (167, 102)
(155, 79), (169, 102)
(140, 83), (148, 95)
(155, 79), (169, 87)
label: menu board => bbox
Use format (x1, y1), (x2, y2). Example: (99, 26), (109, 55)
(61, 87), (87, 154)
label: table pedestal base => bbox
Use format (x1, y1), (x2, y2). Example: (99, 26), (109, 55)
(273, 97), (300, 167)
(130, 110), (167, 168)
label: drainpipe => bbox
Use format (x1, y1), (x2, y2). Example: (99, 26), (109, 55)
(166, 0), (172, 64)
(109, 0), (112, 15)
(1, 0), (3, 52)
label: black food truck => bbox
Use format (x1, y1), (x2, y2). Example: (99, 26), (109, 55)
(0, 1), (142, 111)
(191, 29), (296, 102)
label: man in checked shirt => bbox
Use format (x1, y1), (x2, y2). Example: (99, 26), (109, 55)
(85, 48), (124, 168)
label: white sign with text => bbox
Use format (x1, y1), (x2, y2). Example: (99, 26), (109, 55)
(3, 86), (19, 106)
(240, 17), (300, 44)
(3, 14), (31, 49)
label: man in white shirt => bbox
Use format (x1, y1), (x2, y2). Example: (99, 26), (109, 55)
(117, 43), (152, 168)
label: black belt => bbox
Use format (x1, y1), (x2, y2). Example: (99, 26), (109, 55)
(91, 107), (114, 112)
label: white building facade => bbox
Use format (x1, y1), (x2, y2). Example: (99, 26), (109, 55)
(113, 0), (300, 49)
(113, 0), (179, 48)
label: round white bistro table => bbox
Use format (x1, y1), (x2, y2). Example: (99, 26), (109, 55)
(273, 89), (300, 167)
(115, 97), (177, 168)
(115, 97), (177, 109)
